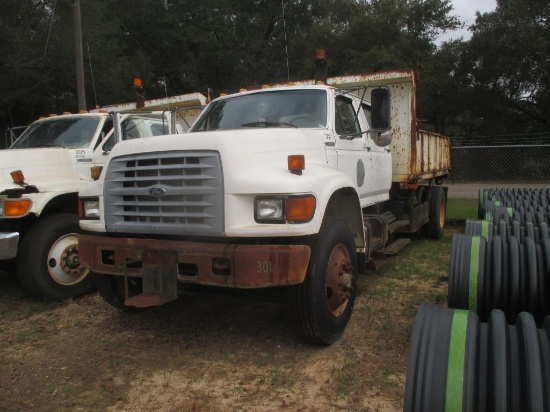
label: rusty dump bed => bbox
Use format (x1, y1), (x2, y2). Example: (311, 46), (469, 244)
(332, 69), (451, 184)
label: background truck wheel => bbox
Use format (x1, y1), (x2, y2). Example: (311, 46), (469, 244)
(95, 274), (143, 312)
(289, 219), (358, 345)
(424, 186), (446, 239)
(16, 213), (94, 299)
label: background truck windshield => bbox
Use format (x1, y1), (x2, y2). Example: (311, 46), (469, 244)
(10, 116), (101, 149)
(191, 89), (328, 132)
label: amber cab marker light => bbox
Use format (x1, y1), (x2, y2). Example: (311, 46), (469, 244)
(90, 166), (103, 180)
(10, 170), (25, 184)
(288, 155), (305, 176)
(286, 196), (316, 223)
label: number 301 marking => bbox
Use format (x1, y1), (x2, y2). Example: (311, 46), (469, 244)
(257, 261), (273, 273)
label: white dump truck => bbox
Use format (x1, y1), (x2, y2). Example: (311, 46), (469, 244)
(0, 92), (205, 299)
(78, 69), (451, 344)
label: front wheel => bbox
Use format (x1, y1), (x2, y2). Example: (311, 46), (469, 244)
(16, 213), (95, 299)
(289, 219), (358, 345)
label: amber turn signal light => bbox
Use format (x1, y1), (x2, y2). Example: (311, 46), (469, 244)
(4, 199), (32, 217)
(286, 196), (316, 223)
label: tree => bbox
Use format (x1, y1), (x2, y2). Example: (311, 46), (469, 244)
(461, 0), (550, 135)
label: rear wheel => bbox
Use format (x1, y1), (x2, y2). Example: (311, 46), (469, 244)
(289, 219), (358, 345)
(16, 213), (95, 299)
(424, 186), (446, 239)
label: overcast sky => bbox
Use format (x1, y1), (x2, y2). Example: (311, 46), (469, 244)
(437, 0), (497, 43)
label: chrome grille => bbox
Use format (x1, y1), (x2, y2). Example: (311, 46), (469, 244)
(104, 151), (223, 235)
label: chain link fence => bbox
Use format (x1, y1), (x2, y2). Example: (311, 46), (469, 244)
(447, 135), (550, 199)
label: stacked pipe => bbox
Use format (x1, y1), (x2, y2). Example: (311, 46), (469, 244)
(449, 187), (550, 323)
(405, 187), (550, 411)
(479, 187), (550, 223)
(404, 304), (550, 412)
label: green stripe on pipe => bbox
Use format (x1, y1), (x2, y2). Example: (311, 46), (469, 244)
(469, 236), (480, 311)
(506, 207), (513, 217)
(445, 310), (469, 412)
(481, 221), (490, 240)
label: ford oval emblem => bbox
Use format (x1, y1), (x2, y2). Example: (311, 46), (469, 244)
(149, 186), (167, 197)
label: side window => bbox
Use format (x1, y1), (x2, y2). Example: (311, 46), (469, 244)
(95, 119), (113, 150)
(122, 119), (140, 140)
(335, 96), (360, 135)
(362, 103), (372, 127)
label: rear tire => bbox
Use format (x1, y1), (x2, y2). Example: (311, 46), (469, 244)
(424, 186), (446, 239)
(289, 219), (358, 345)
(16, 213), (95, 299)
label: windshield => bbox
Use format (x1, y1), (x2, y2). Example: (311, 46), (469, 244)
(11, 116), (101, 149)
(190, 89), (328, 132)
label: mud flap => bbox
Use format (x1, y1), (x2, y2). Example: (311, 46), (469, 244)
(124, 251), (179, 307)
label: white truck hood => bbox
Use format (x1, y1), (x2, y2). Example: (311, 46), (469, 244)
(107, 128), (330, 192)
(0, 148), (81, 192)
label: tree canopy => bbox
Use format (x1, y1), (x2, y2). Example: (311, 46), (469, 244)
(1, 0), (548, 146)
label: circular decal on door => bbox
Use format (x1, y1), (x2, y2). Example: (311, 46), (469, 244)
(357, 160), (365, 187)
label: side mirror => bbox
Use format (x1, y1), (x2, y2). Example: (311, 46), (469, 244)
(370, 88), (391, 132)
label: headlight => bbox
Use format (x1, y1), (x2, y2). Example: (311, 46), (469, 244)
(256, 198), (284, 222)
(79, 198), (100, 219)
(255, 195), (316, 224)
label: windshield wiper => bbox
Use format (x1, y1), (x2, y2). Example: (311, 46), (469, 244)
(240, 121), (297, 128)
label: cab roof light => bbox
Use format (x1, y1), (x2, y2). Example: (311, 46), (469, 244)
(10, 170), (25, 184)
(62, 111), (71, 115)
(288, 155), (305, 176)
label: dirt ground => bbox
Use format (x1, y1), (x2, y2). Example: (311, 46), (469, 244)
(0, 230), (454, 412)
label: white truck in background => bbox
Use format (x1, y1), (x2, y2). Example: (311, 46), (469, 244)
(0, 93), (205, 299)
(78, 69), (451, 344)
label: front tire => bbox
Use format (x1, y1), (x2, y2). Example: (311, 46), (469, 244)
(289, 219), (358, 345)
(16, 213), (94, 299)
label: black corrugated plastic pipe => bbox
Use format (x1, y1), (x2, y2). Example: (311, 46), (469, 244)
(404, 304), (550, 412)
(449, 233), (550, 323)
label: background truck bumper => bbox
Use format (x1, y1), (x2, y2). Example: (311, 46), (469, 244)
(0, 232), (19, 260)
(78, 234), (311, 288)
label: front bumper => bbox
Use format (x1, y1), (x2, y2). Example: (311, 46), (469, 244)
(0, 232), (19, 260)
(78, 234), (311, 288)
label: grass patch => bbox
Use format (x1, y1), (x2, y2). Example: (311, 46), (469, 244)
(447, 197), (478, 220)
